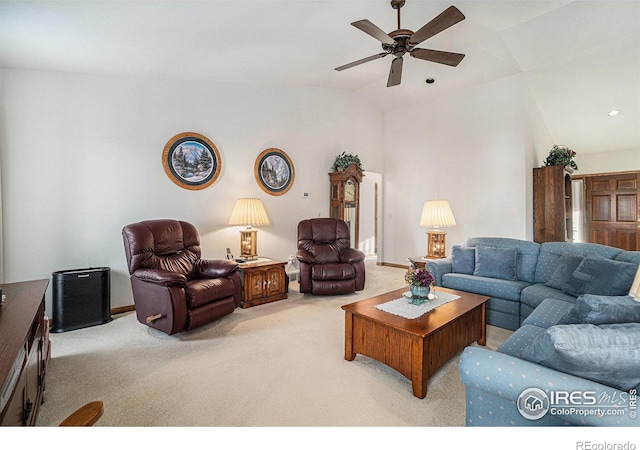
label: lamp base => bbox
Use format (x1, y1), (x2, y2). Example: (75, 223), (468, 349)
(426, 230), (447, 259)
(239, 229), (258, 260)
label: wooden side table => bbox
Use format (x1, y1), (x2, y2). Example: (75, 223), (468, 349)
(237, 258), (288, 308)
(408, 256), (440, 269)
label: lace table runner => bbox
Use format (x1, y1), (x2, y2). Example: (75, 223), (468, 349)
(374, 290), (461, 319)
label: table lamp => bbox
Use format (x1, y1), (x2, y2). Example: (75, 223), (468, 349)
(419, 200), (456, 259)
(630, 265), (640, 302)
(228, 198), (270, 260)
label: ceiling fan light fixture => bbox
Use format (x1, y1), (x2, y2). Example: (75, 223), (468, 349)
(335, 3), (466, 87)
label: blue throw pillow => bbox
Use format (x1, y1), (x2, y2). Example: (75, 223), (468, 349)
(473, 245), (518, 281)
(557, 294), (640, 325)
(451, 245), (475, 274)
(520, 323), (640, 391)
(562, 254), (638, 297)
(544, 254), (584, 290)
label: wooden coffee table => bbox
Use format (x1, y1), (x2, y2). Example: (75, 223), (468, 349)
(341, 286), (489, 399)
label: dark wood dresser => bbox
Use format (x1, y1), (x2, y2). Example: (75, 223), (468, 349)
(0, 279), (50, 426)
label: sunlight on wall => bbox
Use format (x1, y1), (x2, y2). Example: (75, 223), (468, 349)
(359, 237), (376, 256)
(572, 179), (584, 242)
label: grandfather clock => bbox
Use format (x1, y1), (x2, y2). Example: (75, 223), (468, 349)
(329, 162), (363, 246)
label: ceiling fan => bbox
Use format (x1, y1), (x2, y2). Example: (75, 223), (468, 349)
(335, 1), (466, 87)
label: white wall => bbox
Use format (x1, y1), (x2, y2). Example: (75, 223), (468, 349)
(382, 74), (535, 265)
(3, 68), (636, 317)
(574, 147), (640, 175)
(0, 69), (384, 313)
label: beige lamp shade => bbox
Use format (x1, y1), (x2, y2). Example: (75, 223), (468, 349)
(419, 200), (457, 228)
(630, 265), (640, 302)
(228, 198), (270, 227)
(420, 200), (456, 259)
(228, 198), (270, 260)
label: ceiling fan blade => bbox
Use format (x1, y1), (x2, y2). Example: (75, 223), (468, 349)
(409, 5), (465, 46)
(411, 48), (465, 67)
(351, 19), (395, 45)
(335, 53), (388, 71)
(387, 57), (403, 87)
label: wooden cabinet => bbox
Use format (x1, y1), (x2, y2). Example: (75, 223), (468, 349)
(533, 165), (573, 243)
(238, 259), (287, 308)
(329, 162), (363, 246)
(1, 280), (50, 426)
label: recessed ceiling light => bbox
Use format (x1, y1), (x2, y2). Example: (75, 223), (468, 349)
(608, 110), (620, 116)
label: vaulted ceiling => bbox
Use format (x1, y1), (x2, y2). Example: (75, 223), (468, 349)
(1, 1), (638, 154)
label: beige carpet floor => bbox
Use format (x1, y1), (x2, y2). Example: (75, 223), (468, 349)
(35, 261), (512, 428)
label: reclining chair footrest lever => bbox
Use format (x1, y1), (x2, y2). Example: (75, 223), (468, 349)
(146, 313), (164, 323)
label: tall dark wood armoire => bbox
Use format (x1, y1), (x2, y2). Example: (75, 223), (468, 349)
(329, 162), (363, 246)
(533, 165), (573, 243)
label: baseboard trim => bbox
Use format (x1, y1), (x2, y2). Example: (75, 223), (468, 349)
(377, 261), (410, 269)
(111, 305), (135, 315)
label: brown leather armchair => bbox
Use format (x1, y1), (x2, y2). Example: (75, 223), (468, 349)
(296, 218), (365, 295)
(122, 219), (242, 335)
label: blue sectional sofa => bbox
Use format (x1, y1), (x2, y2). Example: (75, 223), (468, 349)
(424, 237), (640, 426)
(425, 237), (640, 330)
(459, 295), (640, 426)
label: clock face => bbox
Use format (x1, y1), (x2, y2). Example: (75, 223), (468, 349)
(345, 179), (356, 202)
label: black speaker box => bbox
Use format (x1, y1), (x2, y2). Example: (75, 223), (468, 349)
(51, 267), (112, 333)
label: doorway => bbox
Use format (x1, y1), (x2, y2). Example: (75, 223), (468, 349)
(359, 171), (382, 259)
(574, 171), (640, 251)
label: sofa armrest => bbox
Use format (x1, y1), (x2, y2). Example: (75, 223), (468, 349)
(296, 249), (315, 264)
(341, 248), (365, 263)
(133, 269), (187, 286)
(196, 259), (238, 278)
(459, 347), (636, 426)
(424, 258), (452, 286)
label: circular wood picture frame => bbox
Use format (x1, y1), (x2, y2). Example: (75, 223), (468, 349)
(254, 148), (295, 196)
(162, 132), (221, 190)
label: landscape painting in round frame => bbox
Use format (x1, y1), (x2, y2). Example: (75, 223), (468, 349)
(162, 132), (222, 190)
(254, 148), (295, 196)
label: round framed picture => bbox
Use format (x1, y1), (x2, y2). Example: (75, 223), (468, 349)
(162, 132), (222, 190)
(254, 148), (295, 196)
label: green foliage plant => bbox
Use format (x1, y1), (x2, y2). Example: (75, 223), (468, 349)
(543, 145), (578, 171)
(332, 152), (364, 172)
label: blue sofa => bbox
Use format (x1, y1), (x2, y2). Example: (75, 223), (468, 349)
(459, 295), (640, 426)
(424, 237), (640, 426)
(425, 237), (640, 330)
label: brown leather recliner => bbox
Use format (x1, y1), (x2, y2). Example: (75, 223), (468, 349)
(296, 218), (365, 295)
(122, 219), (242, 335)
